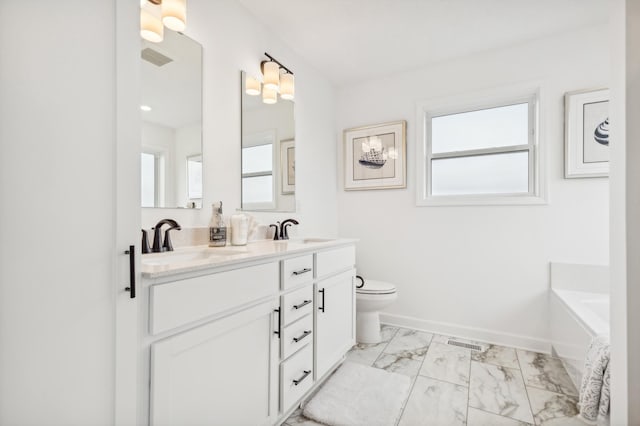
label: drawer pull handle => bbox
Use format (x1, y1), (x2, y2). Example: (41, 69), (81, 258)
(293, 330), (312, 343)
(293, 370), (311, 386)
(293, 300), (312, 310)
(292, 268), (312, 276)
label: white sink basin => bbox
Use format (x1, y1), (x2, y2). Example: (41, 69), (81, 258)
(141, 247), (245, 266)
(291, 238), (336, 244)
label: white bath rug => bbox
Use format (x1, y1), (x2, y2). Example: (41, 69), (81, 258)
(302, 361), (411, 426)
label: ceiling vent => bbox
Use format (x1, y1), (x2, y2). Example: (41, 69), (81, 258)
(141, 48), (173, 67)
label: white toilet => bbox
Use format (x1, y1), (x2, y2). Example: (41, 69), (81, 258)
(355, 278), (397, 344)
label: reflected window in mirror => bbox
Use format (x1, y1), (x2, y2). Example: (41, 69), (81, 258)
(141, 31), (202, 209)
(241, 70), (296, 212)
(242, 138), (275, 209)
(187, 155), (203, 206)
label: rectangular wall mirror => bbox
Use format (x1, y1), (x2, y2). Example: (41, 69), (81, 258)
(241, 70), (296, 212)
(141, 31), (203, 209)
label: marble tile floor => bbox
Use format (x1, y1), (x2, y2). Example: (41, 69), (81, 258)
(284, 326), (580, 426)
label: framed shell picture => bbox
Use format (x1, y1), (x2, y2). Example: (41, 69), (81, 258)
(344, 120), (407, 190)
(565, 88), (610, 178)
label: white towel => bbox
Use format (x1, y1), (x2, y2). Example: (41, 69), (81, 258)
(578, 334), (610, 424)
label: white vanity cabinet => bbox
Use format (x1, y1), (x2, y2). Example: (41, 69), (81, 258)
(141, 240), (356, 426)
(151, 298), (279, 426)
(314, 246), (356, 380)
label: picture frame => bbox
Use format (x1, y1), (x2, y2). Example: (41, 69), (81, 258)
(565, 88), (610, 178)
(344, 120), (407, 190)
(280, 139), (295, 194)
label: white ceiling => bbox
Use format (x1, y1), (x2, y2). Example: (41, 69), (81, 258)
(237, 0), (608, 88)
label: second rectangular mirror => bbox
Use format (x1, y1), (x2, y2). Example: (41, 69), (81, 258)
(241, 70), (296, 212)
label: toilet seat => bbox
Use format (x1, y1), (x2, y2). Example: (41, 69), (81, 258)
(356, 279), (396, 295)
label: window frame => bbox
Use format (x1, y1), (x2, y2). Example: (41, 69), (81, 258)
(416, 87), (546, 206)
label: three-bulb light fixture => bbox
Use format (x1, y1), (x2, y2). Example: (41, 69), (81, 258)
(140, 0), (187, 43)
(245, 53), (295, 104)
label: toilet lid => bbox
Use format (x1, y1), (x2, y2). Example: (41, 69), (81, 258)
(356, 279), (396, 295)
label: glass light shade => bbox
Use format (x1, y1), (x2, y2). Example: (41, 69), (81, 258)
(162, 0), (187, 32)
(245, 76), (261, 96)
(262, 86), (278, 104)
(262, 61), (280, 90)
(140, 8), (164, 43)
(280, 73), (295, 100)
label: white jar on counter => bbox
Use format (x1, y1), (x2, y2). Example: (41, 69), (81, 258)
(230, 214), (249, 246)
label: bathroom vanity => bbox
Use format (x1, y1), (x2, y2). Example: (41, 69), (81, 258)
(140, 239), (356, 425)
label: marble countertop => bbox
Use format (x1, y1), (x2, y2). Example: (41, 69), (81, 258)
(141, 238), (356, 279)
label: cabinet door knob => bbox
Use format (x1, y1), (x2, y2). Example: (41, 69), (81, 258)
(293, 370), (311, 386)
(292, 330), (312, 343)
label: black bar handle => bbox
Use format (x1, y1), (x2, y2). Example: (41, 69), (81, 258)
(293, 330), (312, 343)
(293, 370), (311, 386)
(273, 308), (281, 337)
(124, 245), (136, 299)
(318, 288), (325, 312)
(293, 300), (312, 310)
(292, 268), (312, 276)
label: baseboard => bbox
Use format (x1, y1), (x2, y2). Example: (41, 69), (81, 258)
(379, 312), (551, 354)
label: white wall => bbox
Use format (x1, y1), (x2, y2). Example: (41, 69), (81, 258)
(336, 26), (610, 350)
(141, 1), (338, 238)
(175, 122), (202, 207)
(0, 1), (118, 424)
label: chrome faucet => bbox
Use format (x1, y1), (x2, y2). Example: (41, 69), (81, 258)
(280, 218), (299, 240)
(150, 219), (182, 253)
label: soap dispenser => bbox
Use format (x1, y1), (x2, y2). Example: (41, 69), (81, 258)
(209, 201), (227, 247)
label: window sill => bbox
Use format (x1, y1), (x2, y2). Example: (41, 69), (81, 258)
(417, 194), (548, 207)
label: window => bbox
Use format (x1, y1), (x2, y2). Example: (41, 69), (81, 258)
(186, 155), (203, 201)
(242, 143), (274, 209)
(417, 91), (544, 206)
(141, 151), (159, 208)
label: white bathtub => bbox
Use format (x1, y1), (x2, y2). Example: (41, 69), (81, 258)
(549, 263), (610, 389)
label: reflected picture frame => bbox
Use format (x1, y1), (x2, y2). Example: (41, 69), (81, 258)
(280, 139), (295, 194)
(344, 120), (406, 190)
(565, 88), (610, 178)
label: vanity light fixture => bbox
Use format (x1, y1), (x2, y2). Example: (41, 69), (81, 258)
(140, 0), (187, 43)
(262, 86), (278, 104)
(140, 105), (152, 112)
(279, 71), (295, 100)
(245, 75), (261, 96)
(248, 53), (295, 104)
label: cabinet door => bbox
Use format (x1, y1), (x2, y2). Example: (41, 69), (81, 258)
(315, 269), (356, 380)
(151, 299), (279, 426)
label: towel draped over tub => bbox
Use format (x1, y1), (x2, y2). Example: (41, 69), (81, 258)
(578, 334), (610, 424)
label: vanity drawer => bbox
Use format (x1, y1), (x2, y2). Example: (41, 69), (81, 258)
(281, 285), (314, 326)
(282, 254), (314, 289)
(150, 262), (279, 334)
(281, 314), (313, 360)
(316, 246), (356, 278)
(280, 343), (313, 411)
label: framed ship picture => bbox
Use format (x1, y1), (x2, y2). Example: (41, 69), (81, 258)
(565, 88), (610, 178)
(344, 120), (406, 190)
